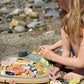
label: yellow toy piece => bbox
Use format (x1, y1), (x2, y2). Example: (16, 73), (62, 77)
(46, 61), (49, 66)
(40, 58), (46, 63)
(37, 52), (42, 55)
(40, 58), (50, 66)
(32, 50), (38, 54)
(68, 77), (80, 84)
(21, 73), (25, 76)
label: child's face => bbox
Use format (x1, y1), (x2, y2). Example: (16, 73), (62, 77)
(56, 0), (69, 12)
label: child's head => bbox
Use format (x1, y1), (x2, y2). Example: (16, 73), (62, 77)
(63, 0), (84, 37)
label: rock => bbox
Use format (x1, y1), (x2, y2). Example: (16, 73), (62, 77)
(33, 19), (39, 22)
(27, 20), (47, 29)
(28, 12), (39, 18)
(0, 8), (10, 14)
(7, 18), (12, 22)
(25, 3), (33, 8)
(13, 14), (26, 21)
(9, 19), (26, 27)
(0, 0), (12, 4)
(1, 20), (7, 24)
(0, 26), (12, 33)
(43, 6), (53, 10)
(12, 25), (27, 33)
(44, 13), (53, 18)
(24, 7), (33, 15)
(5, 14), (13, 19)
(38, 27), (47, 31)
(55, 5), (60, 10)
(34, 0), (44, 8)
(10, 9), (21, 15)
(1, 31), (8, 34)
(28, 0), (34, 3)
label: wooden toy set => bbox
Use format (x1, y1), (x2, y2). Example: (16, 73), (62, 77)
(0, 53), (49, 84)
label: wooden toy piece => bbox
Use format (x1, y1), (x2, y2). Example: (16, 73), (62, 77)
(68, 77), (80, 84)
(32, 50), (38, 54)
(37, 52), (41, 55)
(47, 65), (61, 83)
(1, 60), (11, 67)
(40, 58), (50, 66)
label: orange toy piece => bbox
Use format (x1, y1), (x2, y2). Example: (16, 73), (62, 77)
(14, 71), (21, 75)
(7, 67), (12, 71)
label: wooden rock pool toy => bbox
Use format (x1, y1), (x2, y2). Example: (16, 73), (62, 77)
(0, 57), (49, 84)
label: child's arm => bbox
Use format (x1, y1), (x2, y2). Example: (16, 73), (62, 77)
(38, 40), (62, 52)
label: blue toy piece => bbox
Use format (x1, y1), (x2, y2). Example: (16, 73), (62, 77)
(5, 71), (14, 76)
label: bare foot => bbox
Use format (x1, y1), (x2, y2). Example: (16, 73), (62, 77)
(63, 68), (84, 80)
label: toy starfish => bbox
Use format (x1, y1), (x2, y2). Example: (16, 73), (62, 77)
(47, 64), (61, 82)
(25, 69), (35, 77)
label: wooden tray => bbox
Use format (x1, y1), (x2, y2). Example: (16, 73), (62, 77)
(0, 55), (49, 83)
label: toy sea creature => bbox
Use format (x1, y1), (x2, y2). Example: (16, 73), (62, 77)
(1, 60), (11, 67)
(47, 65), (61, 83)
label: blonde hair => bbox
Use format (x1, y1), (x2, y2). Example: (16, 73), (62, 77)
(62, 0), (84, 37)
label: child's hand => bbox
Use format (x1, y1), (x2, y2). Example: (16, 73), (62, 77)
(39, 46), (55, 60)
(38, 45), (54, 52)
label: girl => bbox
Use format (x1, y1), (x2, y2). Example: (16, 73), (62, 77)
(38, 0), (84, 80)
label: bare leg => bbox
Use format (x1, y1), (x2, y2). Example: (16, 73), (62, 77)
(63, 68), (84, 80)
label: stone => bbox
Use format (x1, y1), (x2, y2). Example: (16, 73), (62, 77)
(28, 12), (39, 18)
(12, 25), (27, 33)
(44, 13), (53, 18)
(27, 20), (47, 29)
(28, 0), (34, 3)
(25, 3), (33, 8)
(0, 26), (12, 33)
(5, 14), (13, 18)
(34, 0), (44, 8)
(10, 9), (21, 15)
(24, 7), (33, 15)
(13, 14), (26, 21)
(38, 27), (47, 31)
(9, 19), (26, 27)
(1, 31), (8, 34)
(0, 8), (10, 14)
